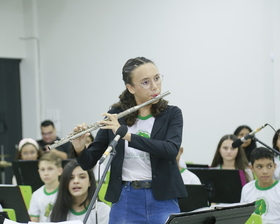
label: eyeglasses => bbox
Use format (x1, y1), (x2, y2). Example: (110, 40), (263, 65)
(41, 131), (53, 136)
(132, 74), (164, 90)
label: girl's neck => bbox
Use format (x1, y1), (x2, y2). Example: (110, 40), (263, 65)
(138, 105), (152, 117)
(45, 180), (59, 193)
(222, 160), (236, 169)
(72, 197), (88, 212)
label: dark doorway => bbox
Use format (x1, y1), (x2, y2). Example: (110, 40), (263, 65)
(0, 58), (22, 184)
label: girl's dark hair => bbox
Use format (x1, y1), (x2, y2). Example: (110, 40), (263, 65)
(50, 160), (96, 222)
(233, 125), (257, 161)
(111, 57), (168, 126)
(211, 134), (251, 182)
(272, 129), (280, 152)
(250, 147), (274, 165)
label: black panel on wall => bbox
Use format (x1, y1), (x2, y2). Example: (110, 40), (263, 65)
(0, 58), (22, 184)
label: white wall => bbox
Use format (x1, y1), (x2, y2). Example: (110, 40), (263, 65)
(1, 0), (280, 165)
(0, 0), (25, 58)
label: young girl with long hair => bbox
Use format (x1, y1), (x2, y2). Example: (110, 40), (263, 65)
(211, 134), (253, 183)
(50, 160), (110, 224)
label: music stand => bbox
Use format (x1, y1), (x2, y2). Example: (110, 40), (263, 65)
(178, 184), (209, 212)
(12, 159), (73, 192)
(0, 184), (30, 223)
(187, 168), (243, 204)
(186, 164), (209, 169)
(165, 202), (255, 224)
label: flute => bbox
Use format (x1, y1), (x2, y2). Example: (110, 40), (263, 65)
(48, 90), (171, 150)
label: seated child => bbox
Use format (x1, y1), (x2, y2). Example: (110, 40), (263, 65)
(211, 134), (254, 183)
(50, 160), (110, 224)
(177, 147), (201, 184)
(13, 138), (44, 185)
(240, 147), (280, 224)
(29, 152), (63, 222)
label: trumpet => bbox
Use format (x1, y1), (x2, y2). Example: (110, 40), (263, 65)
(48, 91), (171, 150)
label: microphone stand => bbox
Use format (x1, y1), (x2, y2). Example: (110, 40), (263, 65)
(83, 147), (117, 224)
(253, 137), (280, 156)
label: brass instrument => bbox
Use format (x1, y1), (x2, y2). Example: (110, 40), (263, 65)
(48, 91), (171, 150)
(0, 161), (12, 168)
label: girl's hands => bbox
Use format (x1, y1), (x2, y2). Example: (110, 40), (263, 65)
(71, 123), (90, 155)
(99, 113), (121, 134)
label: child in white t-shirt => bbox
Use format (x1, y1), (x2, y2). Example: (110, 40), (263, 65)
(176, 147), (201, 184)
(28, 152), (63, 222)
(240, 147), (280, 224)
(49, 160), (110, 224)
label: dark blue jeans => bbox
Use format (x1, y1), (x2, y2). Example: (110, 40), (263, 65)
(109, 184), (180, 224)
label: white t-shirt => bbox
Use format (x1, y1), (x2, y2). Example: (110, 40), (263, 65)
(273, 155), (280, 180)
(93, 159), (109, 182)
(67, 201), (110, 224)
(28, 185), (58, 222)
(122, 115), (155, 181)
(180, 168), (201, 184)
(240, 180), (280, 224)
(179, 158), (187, 168)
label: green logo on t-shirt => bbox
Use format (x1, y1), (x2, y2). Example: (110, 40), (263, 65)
(136, 130), (150, 138)
(44, 203), (53, 217)
(255, 198), (267, 216)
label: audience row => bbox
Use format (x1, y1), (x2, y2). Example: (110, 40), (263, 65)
(5, 121), (280, 223)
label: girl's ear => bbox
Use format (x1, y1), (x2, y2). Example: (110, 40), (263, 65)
(126, 84), (135, 95)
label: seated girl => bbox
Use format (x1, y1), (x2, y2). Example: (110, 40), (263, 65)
(211, 134), (254, 183)
(50, 160), (110, 224)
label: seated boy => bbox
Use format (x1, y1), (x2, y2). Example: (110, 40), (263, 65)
(240, 147), (280, 224)
(28, 152), (63, 222)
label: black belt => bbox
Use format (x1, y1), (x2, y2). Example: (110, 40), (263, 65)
(122, 181), (152, 189)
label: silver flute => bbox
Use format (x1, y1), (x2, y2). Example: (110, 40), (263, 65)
(48, 90), (171, 150)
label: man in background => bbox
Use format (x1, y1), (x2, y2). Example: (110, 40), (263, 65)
(37, 120), (71, 159)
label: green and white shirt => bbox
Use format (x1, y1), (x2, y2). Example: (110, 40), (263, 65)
(29, 185), (58, 222)
(122, 114), (155, 181)
(180, 168), (201, 185)
(240, 180), (280, 224)
(67, 201), (110, 224)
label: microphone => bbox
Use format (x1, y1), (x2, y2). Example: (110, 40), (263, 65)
(99, 125), (128, 164)
(232, 123), (268, 148)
